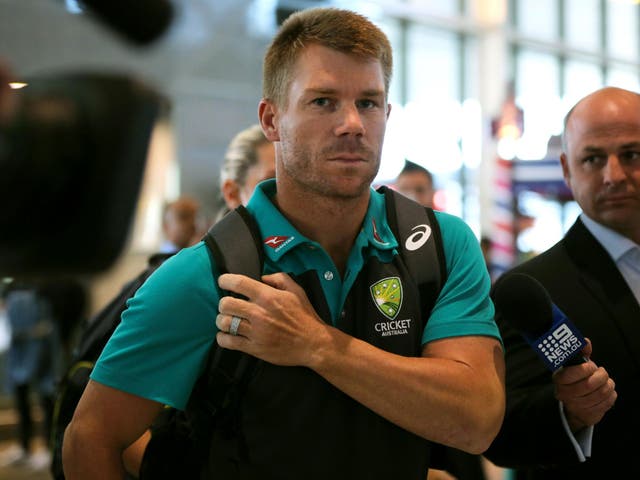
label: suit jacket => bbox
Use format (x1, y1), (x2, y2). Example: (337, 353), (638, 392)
(484, 218), (640, 479)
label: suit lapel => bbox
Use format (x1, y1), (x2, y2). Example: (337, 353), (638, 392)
(564, 219), (640, 369)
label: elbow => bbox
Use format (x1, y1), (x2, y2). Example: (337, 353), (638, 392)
(63, 417), (123, 477)
(466, 391), (506, 454)
(466, 415), (504, 454)
(452, 384), (506, 455)
(63, 418), (101, 472)
(453, 409), (504, 455)
(62, 419), (80, 475)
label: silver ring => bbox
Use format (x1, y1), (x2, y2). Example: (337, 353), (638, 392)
(229, 316), (242, 336)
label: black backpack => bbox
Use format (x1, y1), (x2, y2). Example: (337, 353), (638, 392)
(138, 186), (448, 479)
(50, 252), (175, 480)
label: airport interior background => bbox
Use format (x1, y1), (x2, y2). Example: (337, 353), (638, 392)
(1, 0), (639, 478)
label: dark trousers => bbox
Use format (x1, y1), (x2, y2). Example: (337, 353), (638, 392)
(14, 383), (54, 452)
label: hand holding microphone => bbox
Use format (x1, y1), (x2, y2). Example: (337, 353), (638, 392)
(493, 273), (617, 432)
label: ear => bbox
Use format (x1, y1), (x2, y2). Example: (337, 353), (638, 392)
(560, 152), (571, 188)
(222, 179), (242, 210)
(258, 99), (280, 142)
(386, 102), (392, 120)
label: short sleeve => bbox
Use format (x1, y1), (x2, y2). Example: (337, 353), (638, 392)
(422, 212), (500, 344)
(90, 243), (221, 410)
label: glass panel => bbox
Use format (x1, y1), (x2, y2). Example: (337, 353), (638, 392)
(379, 102), (404, 183)
(405, 0), (461, 17)
(464, 36), (479, 100)
(406, 25), (459, 102)
(375, 17), (403, 106)
(404, 24), (462, 175)
(606, 65), (640, 92)
(564, 59), (603, 107)
(606, 1), (639, 60)
(515, 50), (562, 161)
(564, 0), (600, 52)
(516, 190), (565, 256)
(515, 0), (558, 41)
(516, 49), (559, 102)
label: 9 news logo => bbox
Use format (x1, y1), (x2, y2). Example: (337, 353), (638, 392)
(536, 323), (584, 369)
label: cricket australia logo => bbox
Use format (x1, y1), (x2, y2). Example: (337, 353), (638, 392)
(370, 277), (403, 320)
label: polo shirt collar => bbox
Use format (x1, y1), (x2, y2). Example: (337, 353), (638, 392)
(246, 180), (398, 262)
(360, 188), (398, 253)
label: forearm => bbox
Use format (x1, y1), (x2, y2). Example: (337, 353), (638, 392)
(308, 328), (505, 453)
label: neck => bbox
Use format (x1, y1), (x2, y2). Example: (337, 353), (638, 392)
(274, 185), (370, 275)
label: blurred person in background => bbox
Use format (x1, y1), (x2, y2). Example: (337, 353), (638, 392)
(215, 123), (276, 221)
(159, 195), (203, 253)
(1, 279), (59, 470)
(394, 159), (435, 208)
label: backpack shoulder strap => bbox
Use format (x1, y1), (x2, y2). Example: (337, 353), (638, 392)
(202, 205), (264, 281)
(195, 206), (264, 415)
(377, 186), (447, 320)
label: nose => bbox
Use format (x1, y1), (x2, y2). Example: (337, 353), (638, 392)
(334, 103), (365, 137)
(603, 154), (627, 186)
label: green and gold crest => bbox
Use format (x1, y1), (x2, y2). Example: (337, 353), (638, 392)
(370, 277), (403, 320)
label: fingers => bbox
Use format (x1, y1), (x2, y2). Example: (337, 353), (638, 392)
(218, 273), (264, 299)
(562, 379), (617, 429)
(218, 272), (299, 295)
(555, 365), (617, 428)
(553, 358), (597, 384)
(215, 313), (250, 337)
(556, 366), (615, 404)
(215, 314), (252, 351)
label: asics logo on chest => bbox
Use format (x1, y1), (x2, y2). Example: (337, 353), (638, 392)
(405, 224), (432, 251)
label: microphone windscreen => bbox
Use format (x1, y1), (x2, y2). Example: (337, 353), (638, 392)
(81, 0), (174, 46)
(492, 272), (553, 337)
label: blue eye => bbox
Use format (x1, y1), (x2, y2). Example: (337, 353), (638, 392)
(312, 98), (331, 107)
(583, 155), (604, 165)
(620, 151), (640, 164)
(357, 99), (377, 109)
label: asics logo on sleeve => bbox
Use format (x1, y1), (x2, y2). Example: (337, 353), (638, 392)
(405, 224), (432, 251)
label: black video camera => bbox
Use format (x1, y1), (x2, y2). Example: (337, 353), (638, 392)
(0, 72), (165, 276)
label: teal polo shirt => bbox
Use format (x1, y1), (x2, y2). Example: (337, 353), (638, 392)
(91, 179), (498, 410)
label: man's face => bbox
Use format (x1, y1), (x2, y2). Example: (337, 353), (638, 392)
(164, 205), (197, 248)
(395, 171), (434, 208)
(561, 89), (640, 240)
(268, 43), (390, 200)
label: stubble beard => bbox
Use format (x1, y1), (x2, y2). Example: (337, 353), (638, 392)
(279, 137), (380, 200)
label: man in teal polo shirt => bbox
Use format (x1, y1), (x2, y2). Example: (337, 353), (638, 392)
(63, 8), (505, 479)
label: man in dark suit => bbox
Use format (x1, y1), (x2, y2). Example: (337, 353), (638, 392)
(485, 86), (639, 478)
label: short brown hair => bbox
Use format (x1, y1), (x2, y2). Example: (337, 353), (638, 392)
(263, 7), (393, 108)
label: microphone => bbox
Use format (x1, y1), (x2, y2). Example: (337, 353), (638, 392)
(492, 272), (587, 371)
(80, 0), (174, 46)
